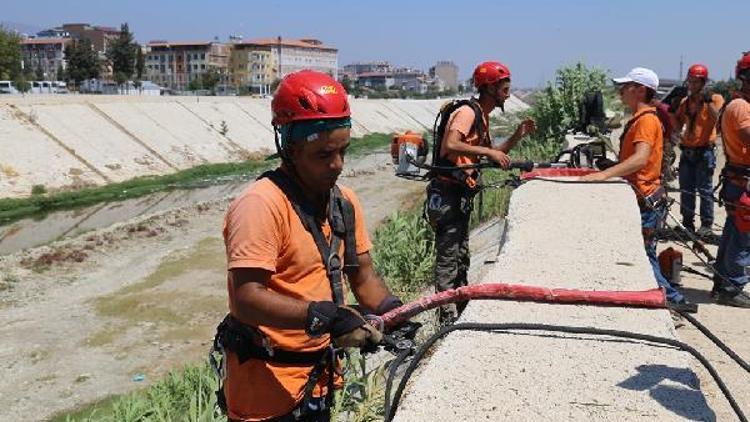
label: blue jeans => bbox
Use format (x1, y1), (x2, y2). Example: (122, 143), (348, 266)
(715, 182), (750, 293)
(641, 204), (685, 303)
(678, 147), (715, 229)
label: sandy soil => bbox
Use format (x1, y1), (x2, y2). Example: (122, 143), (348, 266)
(0, 152), (424, 421)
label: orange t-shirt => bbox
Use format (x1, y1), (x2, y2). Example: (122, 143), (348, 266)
(439, 104), (490, 187)
(677, 94), (724, 147)
(619, 106), (663, 197)
(222, 175), (372, 421)
(721, 98), (750, 167)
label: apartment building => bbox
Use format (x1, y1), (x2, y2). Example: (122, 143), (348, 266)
(19, 37), (71, 81)
(243, 37), (338, 79)
(62, 23), (120, 56)
(145, 41), (230, 91)
(230, 42), (277, 95)
(429, 61), (459, 90)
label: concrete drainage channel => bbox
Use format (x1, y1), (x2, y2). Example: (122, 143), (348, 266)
(387, 178), (725, 421)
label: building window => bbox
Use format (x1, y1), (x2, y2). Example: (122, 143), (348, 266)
(201, 53), (205, 60)
(201, 64), (206, 70)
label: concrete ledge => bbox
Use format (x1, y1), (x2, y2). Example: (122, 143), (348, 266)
(393, 179), (714, 421)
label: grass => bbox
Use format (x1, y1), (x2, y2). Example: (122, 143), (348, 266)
(0, 133), (393, 226)
(53, 363), (222, 422)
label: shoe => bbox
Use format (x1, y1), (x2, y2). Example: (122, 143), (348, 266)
(667, 300), (699, 314)
(696, 226), (713, 238)
(715, 290), (750, 308)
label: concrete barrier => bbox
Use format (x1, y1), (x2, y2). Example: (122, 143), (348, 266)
(0, 95), (527, 198)
(393, 179), (714, 421)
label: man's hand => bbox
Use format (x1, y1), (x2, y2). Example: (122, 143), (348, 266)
(579, 171), (610, 182)
(305, 302), (383, 349)
(486, 149), (511, 169)
(513, 118), (537, 139)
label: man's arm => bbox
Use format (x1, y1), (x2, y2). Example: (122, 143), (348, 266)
(740, 126), (750, 145)
(442, 129), (511, 168)
(497, 118), (536, 153)
(580, 141), (651, 181)
(347, 252), (393, 312)
(230, 267), (309, 329)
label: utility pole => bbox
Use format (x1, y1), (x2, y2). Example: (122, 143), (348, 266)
(276, 35), (282, 80)
(679, 54), (684, 80)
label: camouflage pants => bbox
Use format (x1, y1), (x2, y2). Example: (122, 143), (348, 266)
(426, 180), (473, 322)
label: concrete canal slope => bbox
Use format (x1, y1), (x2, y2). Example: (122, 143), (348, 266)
(393, 178), (714, 421)
(0, 95), (528, 198)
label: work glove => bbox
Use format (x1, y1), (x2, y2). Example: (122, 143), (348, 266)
(595, 157), (618, 171)
(305, 301), (383, 349)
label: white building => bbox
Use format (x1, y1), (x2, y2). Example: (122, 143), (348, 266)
(244, 37), (338, 79)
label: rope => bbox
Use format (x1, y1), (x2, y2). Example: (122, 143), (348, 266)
(384, 323), (747, 422)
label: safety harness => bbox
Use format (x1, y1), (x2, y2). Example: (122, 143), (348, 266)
(618, 109), (668, 210)
(210, 168), (358, 418)
(430, 98), (490, 186)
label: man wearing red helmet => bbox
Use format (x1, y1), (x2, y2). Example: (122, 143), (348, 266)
(214, 70), (403, 420)
(674, 64), (724, 237)
(427, 61), (536, 324)
(713, 53), (750, 308)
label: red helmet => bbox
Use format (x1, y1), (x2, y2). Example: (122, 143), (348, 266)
(736, 53), (750, 80)
(271, 70), (350, 126)
(473, 61), (511, 89)
(687, 63), (708, 80)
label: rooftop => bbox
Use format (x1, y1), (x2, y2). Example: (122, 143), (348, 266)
(147, 41), (218, 48)
(20, 37), (71, 45)
(234, 37), (337, 51)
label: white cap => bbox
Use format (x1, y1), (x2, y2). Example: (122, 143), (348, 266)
(613, 67), (659, 91)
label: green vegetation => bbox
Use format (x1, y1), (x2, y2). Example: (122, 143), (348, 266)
(372, 211), (435, 300)
(65, 39), (101, 86)
(106, 23), (138, 86)
(55, 363), (220, 422)
(0, 133), (392, 225)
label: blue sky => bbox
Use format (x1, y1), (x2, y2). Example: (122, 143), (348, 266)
(3, 0), (748, 87)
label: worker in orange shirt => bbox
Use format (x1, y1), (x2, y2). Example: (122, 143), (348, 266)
(713, 52), (750, 308)
(426, 61), (536, 324)
(212, 70), (403, 421)
(581, 67), (695, 312)
(674, 64), (724, 236)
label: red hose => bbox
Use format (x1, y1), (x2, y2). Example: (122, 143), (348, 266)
(521, 168), (598, 180)
(380, 283), (666, 328)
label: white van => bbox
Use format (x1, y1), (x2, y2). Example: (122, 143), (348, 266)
(0, 81), (19, 94)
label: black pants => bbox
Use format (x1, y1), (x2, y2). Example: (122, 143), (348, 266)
(426, 179), (474, 319)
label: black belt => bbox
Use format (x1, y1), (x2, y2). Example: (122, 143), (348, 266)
(637, 186), (667, 210)
(214, 314), (328, 365)
(679, 144), (715, 151)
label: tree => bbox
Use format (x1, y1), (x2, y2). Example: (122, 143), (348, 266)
(34, 66), (44, 81)
(135, 46), (145, 82)
(0, 26), (23, 81)
(106, 23), (137, 89)
(65, 39), (100, 87)
(56, 64), (65, 82)
(201, 67), (221, 91)
(13, 73), (30, 93)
